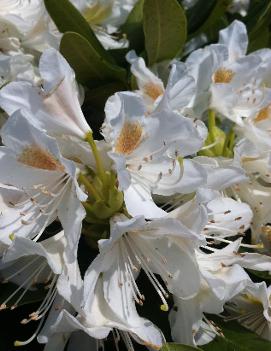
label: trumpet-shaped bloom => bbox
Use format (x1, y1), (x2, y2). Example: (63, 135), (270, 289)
(126, 50), (195, 113)
(0, 0), (58, 53)
(0, 231), (82, 346)
(186, 20), (271, 124)
(103, 91), (207, 217)
(226, 282), (271, 341)
(0, 111), (86, 257)
(0, 48), (91, 139)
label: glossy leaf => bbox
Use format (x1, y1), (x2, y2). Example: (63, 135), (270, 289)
(143, 0), (187, 65)
(121, 0), (145, 53)
(202, 317), (271, 351)
(84, 81), (126, 109)
(44, 0), (114, 63)
(185, 0), (217, 34)
(248, 269), (271, 282)
(60, 32), (127, 88)
(161, 343), (202, 351)
(188, 0), (231, 42)
(245, 0), (271, 52)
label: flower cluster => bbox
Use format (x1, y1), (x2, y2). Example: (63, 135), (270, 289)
(0, 1), (270, 350)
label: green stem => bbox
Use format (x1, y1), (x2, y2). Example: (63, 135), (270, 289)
(222, 128), (235, 157)
(228, 129), (235, 150)
(85, 131), (106, 183)
(208, 109), (216, 142)
(78, 173), (101, 201)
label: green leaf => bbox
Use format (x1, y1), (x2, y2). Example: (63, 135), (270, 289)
(248, 269), (271, 282)
(44, 0), (114, 63)
(60, 32), (127, 88)
(161, 343), (202, 351)
(245, 0), (271, 52)
(84, 81), (126, 109)
(185, 0), (217, 34)
(143, 0), (187, 65)
(121, 0), (145, 53)
(188, 0), (231, 42)
(202, 317), (271, 351)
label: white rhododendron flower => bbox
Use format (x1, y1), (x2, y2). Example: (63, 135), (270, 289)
(126, 50), (195, 113)
(0, 111), (86, 256)
(0, 0), (58, 53)
(0, 48), (91, 139)
(0, 5), (270, 351)
(103, 91), (206, 217)
(71, 0), (137, 49)
(0, 231), (82, 346)
(186, 20), (271, 124)
(226, 282), (271, 341)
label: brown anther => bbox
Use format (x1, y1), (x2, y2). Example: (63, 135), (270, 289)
(224, 210), (231, 214)
(213, 68), (234, 83)
(20, 319), (29, 325)
(235, 217), (242, 221)
(31, 315), (39, 321)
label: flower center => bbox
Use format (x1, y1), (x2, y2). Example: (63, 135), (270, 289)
(213, 68), (234, 83)
(254, 105), (271, 123)
(18, 145), (64, 172)
(115, 121), (143, 155)
(143, 83), (164, 101)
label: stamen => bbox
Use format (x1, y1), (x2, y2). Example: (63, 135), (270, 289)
(1, 261), (47, 309)
(14, 313), (46, 347)
(213, 68), (234, 83)
(119, 331), (135, 351)
(1, 257), (40, 283)
(124, 235), (169, 310)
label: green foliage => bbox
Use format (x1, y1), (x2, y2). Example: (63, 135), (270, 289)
(248, 269), (271, 282)
(161, 343), (202, 351)
(44, 0), (113, 63)
(185, 0), (217, 34)
(60, 32), (127, 88)
(187, 0), (231, 42)
(202, 317), (271, 351)
(245, 0), (271, 52)
(143, 0), (187, 65)
(121, 0), (145, 53)
(84, 81), (126, 109)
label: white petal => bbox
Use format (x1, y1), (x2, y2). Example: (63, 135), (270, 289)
(219, 20), (248, 61)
